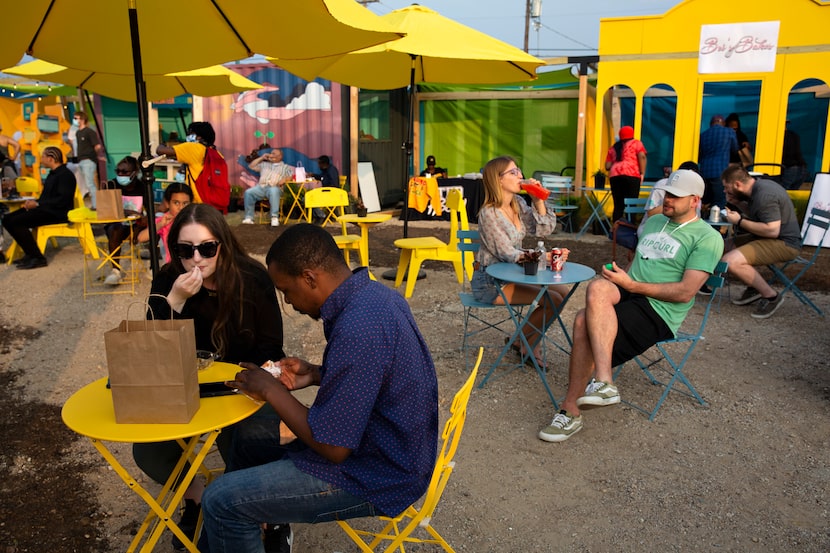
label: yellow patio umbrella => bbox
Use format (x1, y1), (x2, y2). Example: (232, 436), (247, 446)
(273, 4), (544, 88)
(8, 0), (402, 75)
(5, 60), (262, 102)
(7, 0), (402, 275)
(273, 4), (545, 237)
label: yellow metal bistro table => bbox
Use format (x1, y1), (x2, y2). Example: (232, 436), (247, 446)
(61, 362), (260, 552)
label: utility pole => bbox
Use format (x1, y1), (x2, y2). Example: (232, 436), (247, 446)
(524, 0), (542, 53)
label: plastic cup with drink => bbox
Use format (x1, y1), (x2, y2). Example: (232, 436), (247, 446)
(519, 179), (550, 201)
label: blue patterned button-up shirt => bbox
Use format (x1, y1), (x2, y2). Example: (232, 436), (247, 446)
(289, 268), (438, 517)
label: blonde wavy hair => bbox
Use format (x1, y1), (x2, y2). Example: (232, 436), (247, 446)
(480, 155), (520, 215)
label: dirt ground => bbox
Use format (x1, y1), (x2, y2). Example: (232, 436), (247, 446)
(1, 214), (829, 552)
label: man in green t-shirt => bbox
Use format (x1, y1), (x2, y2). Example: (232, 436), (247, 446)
(539, 170), (724, 443)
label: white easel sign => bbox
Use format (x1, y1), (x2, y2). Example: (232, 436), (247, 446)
(698, 21), (780, 74)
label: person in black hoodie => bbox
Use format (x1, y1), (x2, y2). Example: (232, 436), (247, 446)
(4, 146), (76, 269)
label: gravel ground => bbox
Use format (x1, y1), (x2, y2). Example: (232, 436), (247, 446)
(1, 217), (829, 552)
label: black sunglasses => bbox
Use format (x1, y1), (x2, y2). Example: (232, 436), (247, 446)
(174, 241), (220, 259)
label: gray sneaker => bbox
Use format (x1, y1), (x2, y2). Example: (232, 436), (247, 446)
(732, 286), (762, 306)
(103, 268), (123, 286)
(538, 410), (583, 442)
(751, 293), (785, 319)
(576, 379), (620, 407)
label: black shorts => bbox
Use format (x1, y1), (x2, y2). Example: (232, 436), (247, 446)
(611, 289), (673, 367)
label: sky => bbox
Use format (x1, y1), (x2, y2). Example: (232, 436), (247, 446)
(364, 0), (681, 58)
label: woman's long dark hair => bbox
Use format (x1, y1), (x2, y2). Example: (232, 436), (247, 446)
(613, 138), (629, 160)
(166, 203), (254, 358)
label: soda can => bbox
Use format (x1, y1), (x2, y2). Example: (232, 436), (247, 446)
(550, 247), (565, 271)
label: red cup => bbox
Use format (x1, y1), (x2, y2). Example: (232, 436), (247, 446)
(520, 181), (550, 201)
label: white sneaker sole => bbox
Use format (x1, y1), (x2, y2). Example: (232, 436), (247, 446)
(576, 394), (621, 407)
(538, 424), (582, 443)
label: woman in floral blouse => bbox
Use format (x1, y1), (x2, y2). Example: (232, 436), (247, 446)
(471, 155), (569, 367)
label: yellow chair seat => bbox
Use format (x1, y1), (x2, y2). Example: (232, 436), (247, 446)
(333, 234), (362, 265)
(5, 184), (98, 263)
(392, 189), (473, 298)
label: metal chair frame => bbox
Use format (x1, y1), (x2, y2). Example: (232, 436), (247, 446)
(613, 261), (728, 420)
(611, 197), (648, 263)
(457, 230), (527, 370)
(767, 207), (830, 317)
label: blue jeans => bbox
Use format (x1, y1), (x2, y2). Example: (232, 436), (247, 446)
(199, 458), (376, 552)
(79, 159), (98, 208)
(243, 185), (282, 219)
(198, 404), (377, 551)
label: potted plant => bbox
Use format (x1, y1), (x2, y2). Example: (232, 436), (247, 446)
(228, 185), (243, 212)
(350, 194), (368, 217)
(592, 170), (607, 189)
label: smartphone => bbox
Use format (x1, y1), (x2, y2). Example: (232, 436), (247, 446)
(199, 381), (237, 398)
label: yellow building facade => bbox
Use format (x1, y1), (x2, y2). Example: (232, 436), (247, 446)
(592, 0), (830, 180)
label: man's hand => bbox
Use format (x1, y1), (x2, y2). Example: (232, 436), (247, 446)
(230, 363), (285, 402)
(278, 357), (320, 390)
(601, 261), (632, 288)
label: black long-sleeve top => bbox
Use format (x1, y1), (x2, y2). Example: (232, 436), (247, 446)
(37, 164), (76, 220)
(147, 259), (285, 366)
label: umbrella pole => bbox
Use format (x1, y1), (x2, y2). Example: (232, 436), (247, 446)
(383, 58), (426, 282)
(129, 5), (160, 277)
(401, 57), (416, 239)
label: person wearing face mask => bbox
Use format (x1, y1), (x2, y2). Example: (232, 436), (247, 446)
(156, 121), (218, 206)
(71, 111), (106, 209)
(102, 156), (146, 285)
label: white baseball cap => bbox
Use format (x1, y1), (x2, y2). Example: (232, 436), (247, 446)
(657, 169), (704, 197)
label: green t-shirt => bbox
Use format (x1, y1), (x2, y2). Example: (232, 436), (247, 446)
(629, 215), (724, 334)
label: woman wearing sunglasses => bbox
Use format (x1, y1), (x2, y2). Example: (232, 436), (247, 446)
(139, 203), (285, 549)
(472, 156), (569, 369)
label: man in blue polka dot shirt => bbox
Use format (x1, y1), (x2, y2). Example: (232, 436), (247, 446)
(199, 224), (439, 553)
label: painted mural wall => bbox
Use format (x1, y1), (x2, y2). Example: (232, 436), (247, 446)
(201, 63), (343, 189)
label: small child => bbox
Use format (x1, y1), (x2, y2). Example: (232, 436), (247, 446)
(137, 182), (193, 264)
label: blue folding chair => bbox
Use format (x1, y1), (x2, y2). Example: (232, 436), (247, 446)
(457, 230), (527, 370)
(767, 207), (830, 317)
(611, 197), (648, 263)
(613, 261), (728, 420)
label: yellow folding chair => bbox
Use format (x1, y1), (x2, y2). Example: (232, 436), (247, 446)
(304, 186), (344, 227)
(393, 189), (473, 298)
(338, 347), (483, 553)
(36, 185), (98, 257)
(303, 187), (361, 263)
(5, 182), (98, 263)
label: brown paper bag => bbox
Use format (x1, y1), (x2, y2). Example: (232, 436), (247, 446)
(97, 187), (125, 220)
(104, 304), (199, 423)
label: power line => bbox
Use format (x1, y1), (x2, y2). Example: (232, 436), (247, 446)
(538, 22), (595, 50)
